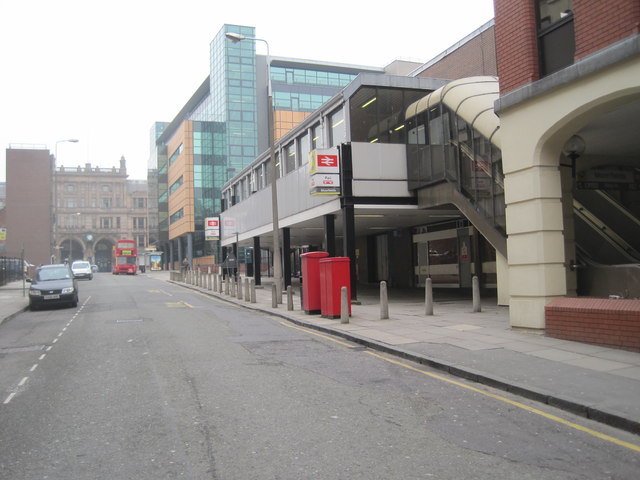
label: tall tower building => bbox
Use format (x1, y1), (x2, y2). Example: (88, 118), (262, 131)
(153, 24), (382, 266)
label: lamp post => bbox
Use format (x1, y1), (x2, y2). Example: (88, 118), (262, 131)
(53, 139), (79, 263)
(561, 134), (586, 179)
(54, 139), (79, 164)
(225, 32), (282, 302)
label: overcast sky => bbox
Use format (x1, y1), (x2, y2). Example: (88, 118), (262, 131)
(0, 0), (494, 181)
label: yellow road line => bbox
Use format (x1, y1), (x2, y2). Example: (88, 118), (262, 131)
(365, 351), (640, 453)
(279, 321), (356, 348)
(276, 320), (640, 453)
(165, 301), (194, 308)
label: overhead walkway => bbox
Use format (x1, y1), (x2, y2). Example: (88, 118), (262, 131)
(404, 76), (506, 258)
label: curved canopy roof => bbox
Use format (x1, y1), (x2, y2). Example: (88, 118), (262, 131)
(405, 76), (501, 148)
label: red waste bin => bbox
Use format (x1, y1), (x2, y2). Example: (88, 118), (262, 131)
(300, 251), (329, 314)
(319, 257), (351, 319)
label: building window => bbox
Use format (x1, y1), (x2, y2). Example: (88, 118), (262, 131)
(169, 176), (184, 195)
(100, 217), (112, 229)
(65, 184), (75, 192)
(329, 108), (346, 147)
(169, 144), (183, 165)
(134, 197), (146, 209)
(537, 0), (575, 76)
(311, 124), (322, 150)
(136, 235), (145, 248)
(101, 185), (111, 192)
(170, 208), (184, 224)
(102, 198), (112, 209)
(284, 142), (296, 174)
(133, 217), (146, 229)
(299, 133), (310, 165)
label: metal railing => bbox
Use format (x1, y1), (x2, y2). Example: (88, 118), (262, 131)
(0, 256), (26, 286)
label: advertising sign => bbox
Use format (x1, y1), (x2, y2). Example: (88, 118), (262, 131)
(205, 217), (220, 240)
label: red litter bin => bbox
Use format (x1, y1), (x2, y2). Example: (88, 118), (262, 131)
(301, 251), (329, 314)
(319, 257), (351, 319)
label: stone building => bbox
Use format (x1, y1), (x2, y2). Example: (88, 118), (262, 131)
(52, 156), (155, 271)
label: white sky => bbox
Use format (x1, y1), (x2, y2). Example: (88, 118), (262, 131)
(0, 0), (494, 181)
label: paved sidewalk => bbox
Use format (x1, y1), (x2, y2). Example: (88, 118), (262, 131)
(0, 280), (29, 327)
(159, 270), (640, 436)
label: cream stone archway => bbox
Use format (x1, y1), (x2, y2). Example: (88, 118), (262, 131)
(499, 56), (640, 329)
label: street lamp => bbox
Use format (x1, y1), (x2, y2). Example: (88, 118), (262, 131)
(52, 139), (79, 264)
(54, 139), (79, 163)
(225, 32), (283, 302)
(561, 134), (586, 179)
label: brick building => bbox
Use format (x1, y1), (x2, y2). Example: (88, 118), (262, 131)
(493, 0), (640, 330)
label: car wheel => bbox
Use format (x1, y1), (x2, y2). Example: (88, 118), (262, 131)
(89, 275), (93, 280)
(29, 303), (38, 311)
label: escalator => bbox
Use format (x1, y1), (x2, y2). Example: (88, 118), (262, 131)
(573, 189), (640, 297)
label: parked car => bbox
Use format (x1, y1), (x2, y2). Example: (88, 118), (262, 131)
(71, 260), (93, 280)
(27, 264), (79, 310)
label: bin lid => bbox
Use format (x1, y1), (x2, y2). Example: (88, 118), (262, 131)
(301, 251), (329, 259)
(319, 256), (350, 263)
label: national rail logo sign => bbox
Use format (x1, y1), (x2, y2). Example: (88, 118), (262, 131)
(205, 217), (220, 240)
(310, 148), (340, 196)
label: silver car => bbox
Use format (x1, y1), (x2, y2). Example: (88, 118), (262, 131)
(71, 260), (93, 280)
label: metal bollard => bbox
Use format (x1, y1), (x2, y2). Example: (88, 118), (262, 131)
(380, 281), (389, 320)
(272, 283), (278, 308)
(224, 277), (229, 295)
(472, 275), (481, 312)
(340, 286), (349, 324)
(244, 278), (250, 302)
(250, 278), (256, 303)
(237, 276), (243, 300)
(287, 285), (293, 311)
(425, 277), (434, 316)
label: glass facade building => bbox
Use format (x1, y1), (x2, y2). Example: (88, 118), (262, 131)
(152, 24), (382, 266)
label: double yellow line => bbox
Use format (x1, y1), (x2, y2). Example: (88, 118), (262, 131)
(280, 321), (640, 453)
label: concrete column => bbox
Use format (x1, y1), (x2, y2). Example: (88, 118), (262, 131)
(503, 145), (567, 329)
(324, 214), (336, 257)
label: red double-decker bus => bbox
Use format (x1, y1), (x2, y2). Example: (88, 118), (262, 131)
(112, 239), (137, 275)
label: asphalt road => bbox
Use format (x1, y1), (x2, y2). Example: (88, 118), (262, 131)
(1, 273), (638, 479)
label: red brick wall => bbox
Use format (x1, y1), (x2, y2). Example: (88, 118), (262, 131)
(494, 0), (539, 94)
(494, 0), (640, 95)
(6, 148), (53, 265)
(416, 25), (497, 79)
(545, 298), (640, 352)
(574, 0), (640, 59)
